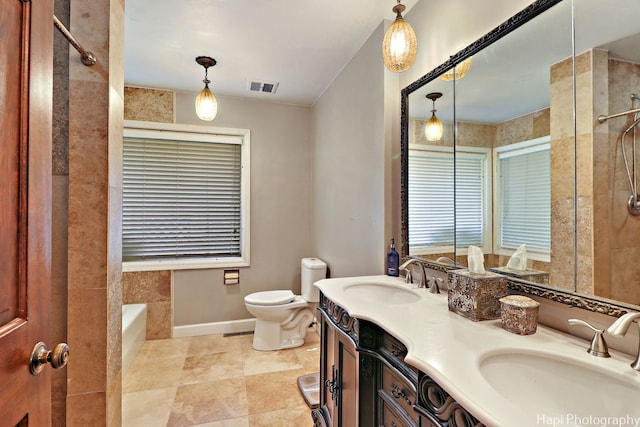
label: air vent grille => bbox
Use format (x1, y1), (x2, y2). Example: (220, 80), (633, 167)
(247, 80), (279, 94)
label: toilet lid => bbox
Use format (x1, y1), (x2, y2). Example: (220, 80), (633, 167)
(245, 290), (296, 306)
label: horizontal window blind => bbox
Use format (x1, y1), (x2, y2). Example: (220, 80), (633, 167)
(123, 136), (242, 261)
(455, 155), (485, 247)
(409, 149), (488, 252)
(498, 145), (550, 251)
(408, 151), (456, 250)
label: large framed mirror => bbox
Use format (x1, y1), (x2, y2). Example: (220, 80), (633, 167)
(401, 0), (640, 314)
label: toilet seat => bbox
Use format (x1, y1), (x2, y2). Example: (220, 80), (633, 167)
(244, 290), (296, 306)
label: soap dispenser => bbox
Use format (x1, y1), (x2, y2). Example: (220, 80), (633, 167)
(386, 238), (399, 277)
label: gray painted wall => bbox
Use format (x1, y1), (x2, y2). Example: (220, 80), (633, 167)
(173, 94), (313, 325)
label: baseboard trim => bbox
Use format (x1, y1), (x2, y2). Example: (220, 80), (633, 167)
(173, 318), (256, 338)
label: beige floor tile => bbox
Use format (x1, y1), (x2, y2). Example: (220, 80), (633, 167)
(187, 334), (243, 356)
(248, 406), (314, 427)
(137, 337), (192, 362)
(179, 350), (244, 384)
(245, 368), (308, 415)
(192, 418), (251, 427)
(168, 378), (248, 426)
(123, 355), (186, 393)
(242, 349), (303, 376)
(123, 331), (320, 427)
(294, 345), (321, 374)
(122, 387), (176, 427)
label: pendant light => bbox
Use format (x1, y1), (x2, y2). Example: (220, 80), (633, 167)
(195, 56), (218, 121)
(425, 92), (444, 141)
(382, 0), (417, 73)
(440, 57), (473, 81)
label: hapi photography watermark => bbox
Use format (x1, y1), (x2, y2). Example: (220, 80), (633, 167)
(537, 414), (640, 427)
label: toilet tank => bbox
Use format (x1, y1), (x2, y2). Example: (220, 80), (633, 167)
(301, 258), (327, 302)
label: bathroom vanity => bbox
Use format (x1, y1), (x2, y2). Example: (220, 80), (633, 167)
(311, 276), (640, 427)
(313, 292), (481, 427)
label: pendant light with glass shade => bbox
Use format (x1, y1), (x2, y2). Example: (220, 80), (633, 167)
(382, 0), (417, 73)
(425, 92), (444, 141)
(195, 56), (218, 121)
(440, 56), (473, 81)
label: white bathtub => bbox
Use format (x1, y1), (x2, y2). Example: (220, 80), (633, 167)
(122, 303), (147, 378)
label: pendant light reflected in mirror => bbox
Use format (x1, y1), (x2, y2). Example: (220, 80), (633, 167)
(425, 92), (444, 141)
(195, 56), (218, 121)
(382, 0), (417, 73)
(440, 57), (473, 81)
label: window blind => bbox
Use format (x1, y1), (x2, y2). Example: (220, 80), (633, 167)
(455, 155), (485, 247)
(498, 145), (550, 251)
(408, 152), (456, 250)
(122, 136), (242, 261)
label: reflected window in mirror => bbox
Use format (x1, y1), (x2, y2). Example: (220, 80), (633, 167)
(494, 136), (550, 262)
(408, 145), (491, 255)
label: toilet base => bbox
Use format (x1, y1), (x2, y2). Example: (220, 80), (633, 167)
(252, 308), (314, 351)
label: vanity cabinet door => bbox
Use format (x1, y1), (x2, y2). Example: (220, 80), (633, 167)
(315, 308), (358, 427)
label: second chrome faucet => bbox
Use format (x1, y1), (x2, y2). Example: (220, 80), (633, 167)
(606, 312), (640, 371)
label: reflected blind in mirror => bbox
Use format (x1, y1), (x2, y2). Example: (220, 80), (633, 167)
(497, 139), (550, 252)
(408, 148), (489, 253)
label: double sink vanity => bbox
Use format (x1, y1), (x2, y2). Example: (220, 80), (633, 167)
(311, 275), (640, 427)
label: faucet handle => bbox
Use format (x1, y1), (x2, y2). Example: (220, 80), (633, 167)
(429, 277), (443, 294)
(568, 319), (611, 358)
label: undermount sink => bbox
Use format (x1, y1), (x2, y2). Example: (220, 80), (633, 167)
(343, 282), (421, 304)
(479, 350), (640, 420)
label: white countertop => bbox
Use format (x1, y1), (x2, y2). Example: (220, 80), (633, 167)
(314, 275), (640, 427)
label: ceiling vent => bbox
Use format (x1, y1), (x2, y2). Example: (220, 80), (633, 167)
(247, 80), (279, 95)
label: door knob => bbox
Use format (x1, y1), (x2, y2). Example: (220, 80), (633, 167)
(30, 342), (70, 375)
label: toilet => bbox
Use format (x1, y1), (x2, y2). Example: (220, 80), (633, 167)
(244, 258), (327, 351)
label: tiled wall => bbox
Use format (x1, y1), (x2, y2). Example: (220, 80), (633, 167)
(602, 56), (640, 305)
(550, 54), (580, 292)
(122, 86), (175, 340)
(65, 1), (124, 426)
(122, 271), (172, 339)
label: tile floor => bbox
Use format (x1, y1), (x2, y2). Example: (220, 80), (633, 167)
(122, 329), (320, 426)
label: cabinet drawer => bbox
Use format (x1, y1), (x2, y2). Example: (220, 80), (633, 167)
(380, 391), (417, 427)
(381, 364), (418, 425)
(382, 331), (408, 363)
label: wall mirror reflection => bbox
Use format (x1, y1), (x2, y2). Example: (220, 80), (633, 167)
(402, 0), (640, 309)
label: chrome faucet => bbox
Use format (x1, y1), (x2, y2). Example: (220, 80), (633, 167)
(606, 312), (640, 371)
(399, 258), (428, 288)
(568, 318), (610, 358)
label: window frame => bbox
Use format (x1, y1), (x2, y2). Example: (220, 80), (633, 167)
(408, 144), (492, 256)
(122, 120), (251, 272)
(493, 135), (550, 262)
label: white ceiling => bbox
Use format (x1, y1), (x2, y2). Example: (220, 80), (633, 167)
(124, 0), (418, 106)
(408, 0), (640, 123)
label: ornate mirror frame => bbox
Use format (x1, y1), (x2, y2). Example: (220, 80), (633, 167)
(399, 0), (636, 317)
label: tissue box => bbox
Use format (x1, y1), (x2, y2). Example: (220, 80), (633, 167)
(499, 295), (540, 335)
(447, 269), (507, 321)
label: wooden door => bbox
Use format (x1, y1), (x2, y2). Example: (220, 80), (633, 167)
(0, 0), (54, 425)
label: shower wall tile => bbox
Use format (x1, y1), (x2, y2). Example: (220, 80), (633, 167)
(123, 271), (173, 339)
(457, 121), (494, 147)
(67, 0), (124, 425)
(124, 87), (176, 122)
(550, 136), (575, 200)
(67, 287), (108, 395)
(67, 392), (107, 427)
(609, 247), (640, 305)
(123, 271), (172, 302)
(147, 301), (172, 340)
